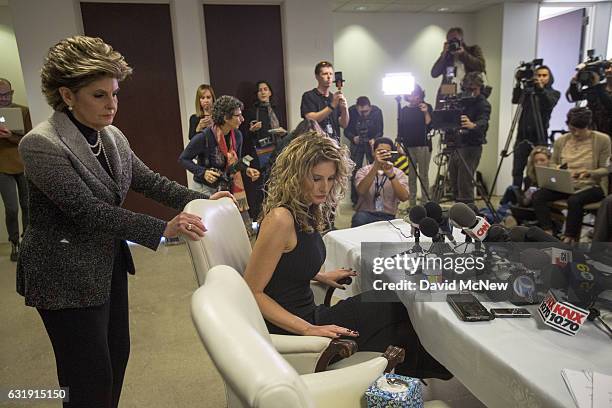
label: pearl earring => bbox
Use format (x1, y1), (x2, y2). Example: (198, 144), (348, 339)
(68, 105), (73, 111)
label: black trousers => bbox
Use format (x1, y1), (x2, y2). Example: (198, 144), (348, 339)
(448, 146), (482, 204)
(532, 186), (604, 238)
(37, 262), (130, 408)
(313, 292), (452, 379)
(512, 140), (534, 188)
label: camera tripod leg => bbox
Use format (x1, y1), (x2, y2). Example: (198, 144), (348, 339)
(454, 148), (500, 223)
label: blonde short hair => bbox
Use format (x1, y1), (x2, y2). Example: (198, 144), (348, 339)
(41, 35), (132, 111)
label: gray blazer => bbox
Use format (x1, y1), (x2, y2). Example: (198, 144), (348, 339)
(17, 111), (206, 309)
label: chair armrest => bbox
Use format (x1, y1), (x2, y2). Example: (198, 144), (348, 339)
(382, 345), (406, 373)
(301, 356), (388, 408)
(270, 335), (357, 375)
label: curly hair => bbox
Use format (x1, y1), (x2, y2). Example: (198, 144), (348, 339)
(261, 132), (353, 233)
(567, 107), (592, 129)
(526, 145), (551, 184)
(211, 95), (244, 126)
(41, 36), (132, 111)
(195, 84), (216, 117)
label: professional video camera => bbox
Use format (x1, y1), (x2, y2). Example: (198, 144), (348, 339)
(431, 93), (476, 132)
(515, 58), (544, 90)
(575, 49), (610, 87)
(217, 155), (254, 192)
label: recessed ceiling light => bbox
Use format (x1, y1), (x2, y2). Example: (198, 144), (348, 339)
(438, 7), (450, 12)
(355, 5), (368, 11)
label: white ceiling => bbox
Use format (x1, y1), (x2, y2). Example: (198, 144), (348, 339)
(334, 0), (547, 14)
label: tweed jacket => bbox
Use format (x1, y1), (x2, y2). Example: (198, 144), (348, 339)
(17, 111), (206, 309)
(551, 130), (611, 195)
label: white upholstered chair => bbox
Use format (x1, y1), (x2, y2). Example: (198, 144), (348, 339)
(184, 198), (374, 374)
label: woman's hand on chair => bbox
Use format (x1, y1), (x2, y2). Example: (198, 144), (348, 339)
(164, 212), (206, 241)
(302, 324), (359, 339)
(316, 268), (357, 289)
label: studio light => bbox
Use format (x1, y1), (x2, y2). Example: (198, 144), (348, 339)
(382, 72), (415, 96)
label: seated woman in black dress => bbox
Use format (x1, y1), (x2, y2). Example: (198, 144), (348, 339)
(243, 132), (451, 379)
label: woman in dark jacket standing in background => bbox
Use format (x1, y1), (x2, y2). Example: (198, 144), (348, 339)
(243, 81), (286, 220)
(17, 35), (231, 408)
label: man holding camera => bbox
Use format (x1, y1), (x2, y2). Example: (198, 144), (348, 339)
(567, 59), (612, 137)
(448, 72), (491, 204)
(345, 96), (384, 204)
(300, 61), (349, 142)
(511, 65), (560, 187)
(352, 137), (409, 227)
(431, 27), (486, 103)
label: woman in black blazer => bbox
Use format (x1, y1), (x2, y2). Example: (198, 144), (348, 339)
(17, 36), (231, 408)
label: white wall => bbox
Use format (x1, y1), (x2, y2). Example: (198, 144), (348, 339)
(495, 2), (540, 194)
(474, 4), (504, 193)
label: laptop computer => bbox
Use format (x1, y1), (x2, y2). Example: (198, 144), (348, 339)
(0, 107), (25, 133)
(535, 166), (575, 194)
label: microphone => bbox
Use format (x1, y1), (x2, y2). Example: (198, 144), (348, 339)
(419, 217), (444, 243)
(486, 225), (510, 242)
(509, 226), (529, 242)
(537, 289), (589, 336)
(448, 202), (491, 242)
(424, 201), (456, 244)
(408, 205), (427, 244)
(525, 226), (561, 243)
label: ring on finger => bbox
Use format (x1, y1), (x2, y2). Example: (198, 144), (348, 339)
(187, 223), (193, 231)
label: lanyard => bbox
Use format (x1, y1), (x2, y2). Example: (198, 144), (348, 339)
(373, 174), (387, 201)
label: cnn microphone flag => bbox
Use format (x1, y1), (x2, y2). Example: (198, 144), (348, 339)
(537, 290), (589, 336)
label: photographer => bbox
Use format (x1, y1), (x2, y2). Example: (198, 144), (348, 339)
(345, 96), (384, 204)
(511, 65), (560, 187)
(448, 72), (491, 204)
(398, 84), (433, 207)
(431, 27), (486, 100)
(352, 137), (409, 227)
(178, 96), (260, 213)
(300, 61), (349, 142)
(566, 59), (612, 137)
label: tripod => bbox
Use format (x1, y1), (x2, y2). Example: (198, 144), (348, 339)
(431, 129), (500, 222)
(394, 96), (431, 203)
(489, 84), (547, 197)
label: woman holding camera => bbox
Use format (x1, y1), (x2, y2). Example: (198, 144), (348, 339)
(179, 95), (260, 213)
(17, 36), (232, 408)
(187, 84), (215, 140)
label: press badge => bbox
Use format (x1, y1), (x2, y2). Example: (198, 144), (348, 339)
(375, 195), (384, 212)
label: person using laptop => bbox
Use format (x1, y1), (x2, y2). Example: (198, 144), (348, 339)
(532, 107), (610, 243)
(0, 78), (32, 261)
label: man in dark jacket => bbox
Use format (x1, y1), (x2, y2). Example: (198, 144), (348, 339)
(431, 27), (486, 105)
(344, 96), (384, 204)
(448, 72), (491, 204)
(511, 65), (560, 187)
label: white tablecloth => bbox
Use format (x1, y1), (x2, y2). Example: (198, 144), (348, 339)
(323, 220), (612, 408)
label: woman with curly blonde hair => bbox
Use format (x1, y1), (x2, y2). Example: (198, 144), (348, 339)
(18, 36), (232, 407)
(244, 132), (451, 379)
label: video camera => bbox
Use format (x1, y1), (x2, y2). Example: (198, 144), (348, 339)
(575, 50), (610, 87)
(515, 58), (543, 89)
(431, 93), (476, 132)
(448, 38), (462, 53)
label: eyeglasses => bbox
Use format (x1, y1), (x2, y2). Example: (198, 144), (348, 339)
(0, 91), (14, 97)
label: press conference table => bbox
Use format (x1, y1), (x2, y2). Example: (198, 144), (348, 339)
(323, 220), (612, 408)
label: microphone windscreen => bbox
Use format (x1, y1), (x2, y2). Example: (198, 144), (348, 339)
(408, 205), (427, 225)
(520, 248), (550, 270)
(525, 226), (561, 243)
(467, 203), (481, 216)
(486, 225), (509, 242)
(419, 217), (439, 238)
(509, 226), (529, 242)
(424, 201), (443, 223)
(448, 202), (477, 228)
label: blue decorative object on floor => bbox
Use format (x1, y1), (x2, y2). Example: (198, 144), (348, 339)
(365, 373), (423, 407)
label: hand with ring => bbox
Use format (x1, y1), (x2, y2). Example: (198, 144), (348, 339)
(204, 169), (221, 184)
(164, 212), (207, 241)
